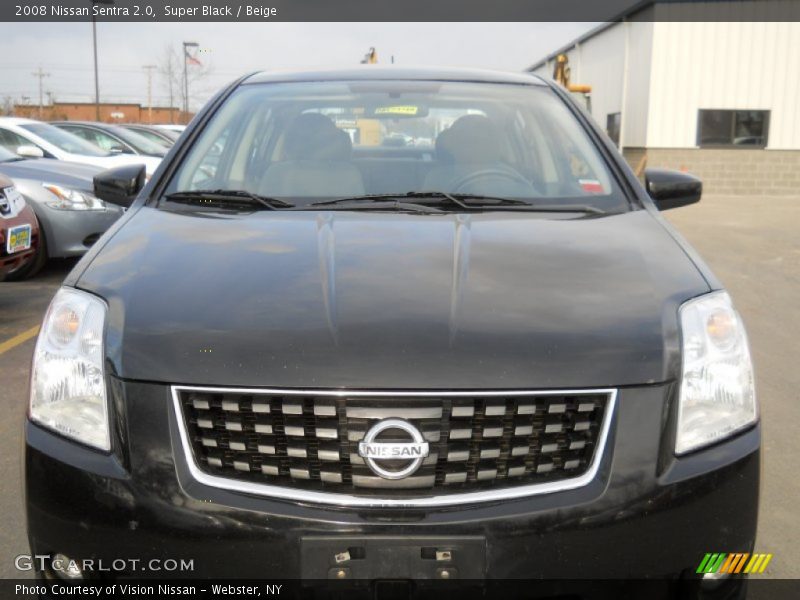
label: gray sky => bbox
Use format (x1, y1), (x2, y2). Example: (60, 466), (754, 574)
(0, 22), (596, 111)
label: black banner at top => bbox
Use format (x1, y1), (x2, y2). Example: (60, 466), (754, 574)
(3, 0), (800, 22)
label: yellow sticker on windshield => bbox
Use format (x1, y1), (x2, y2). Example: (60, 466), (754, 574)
(374, 106), (419, 116)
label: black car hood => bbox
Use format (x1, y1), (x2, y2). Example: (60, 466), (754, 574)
(77, 207), (709, 389)
(0, 158), (101, 191)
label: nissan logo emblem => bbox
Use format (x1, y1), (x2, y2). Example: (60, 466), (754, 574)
(357, 419), (430, 480)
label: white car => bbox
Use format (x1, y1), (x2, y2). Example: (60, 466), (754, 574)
(0, 117), (161, 175)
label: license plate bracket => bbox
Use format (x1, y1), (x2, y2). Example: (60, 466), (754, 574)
(301, 536), (486, 580)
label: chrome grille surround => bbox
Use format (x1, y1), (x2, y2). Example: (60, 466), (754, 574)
(172, 385), (617, 508)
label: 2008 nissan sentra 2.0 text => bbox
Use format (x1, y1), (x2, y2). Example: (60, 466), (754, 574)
(25, 67), (759, 598)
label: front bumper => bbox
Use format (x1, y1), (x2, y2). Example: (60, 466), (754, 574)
(1, 204), (39, 277)
(36, 203), (123, 258)
(25, 381), (760, 581)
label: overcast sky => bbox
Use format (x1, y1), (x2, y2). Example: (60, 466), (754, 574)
(0, 22), (596, 111)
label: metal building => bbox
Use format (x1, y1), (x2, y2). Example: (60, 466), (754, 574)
(527, 6), (800, 195)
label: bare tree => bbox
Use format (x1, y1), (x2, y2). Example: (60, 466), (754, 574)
(158, 43), (212, 123)
(158, 44), (179, 121)
(1, 96), (14, 116)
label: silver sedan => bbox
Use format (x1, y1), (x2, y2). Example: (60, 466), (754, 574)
(0, 146), (123, 279)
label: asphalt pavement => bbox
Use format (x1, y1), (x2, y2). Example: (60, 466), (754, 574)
(0, 194), (797, 579)
(0, 258), (79, 579)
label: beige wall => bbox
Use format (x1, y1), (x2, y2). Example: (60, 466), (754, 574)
(622, 21), (654, 148)
(534, 17), (800, 151)
(531, 21), (654, 148)
(648, 21), (800, 149)
(625, 147), (800, 196)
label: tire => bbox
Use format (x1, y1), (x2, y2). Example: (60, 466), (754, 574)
(5, 228), (48, 281)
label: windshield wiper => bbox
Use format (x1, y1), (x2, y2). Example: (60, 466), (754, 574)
(312, 192), (531, 208)
(164, 189), (294, 210)
(514, 204), (607, 215)
(163, 190), (605, 215)
(312, 192), (605, 214)
(298, 198), (444, 214)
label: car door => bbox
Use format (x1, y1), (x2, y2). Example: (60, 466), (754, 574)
(0, 127), (51, 157)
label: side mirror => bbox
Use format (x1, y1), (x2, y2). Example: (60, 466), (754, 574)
(644, 168), (702, 210)
(109, 144), (131, 154)
(93, 164), (146, 208)
(16, 145), (44, 159)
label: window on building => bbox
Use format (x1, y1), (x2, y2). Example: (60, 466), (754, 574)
(697, 110), (769, 148)
(606, 113), (621, 147)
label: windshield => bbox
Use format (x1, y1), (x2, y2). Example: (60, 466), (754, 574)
(167, 80), (627, 211)
(107, 125), (169, 155)
(20, 123), (110, 157)
(128, 126), (177, 145)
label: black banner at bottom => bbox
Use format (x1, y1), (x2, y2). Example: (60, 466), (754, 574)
(2, 578), (800, 600)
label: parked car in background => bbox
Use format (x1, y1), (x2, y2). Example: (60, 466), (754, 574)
(0, 118), (161, 175)
(0, 173), (39, 281)
(0, 146), (123, 279)
(122, 124), (180, 146)
(52, 121), (169, 157)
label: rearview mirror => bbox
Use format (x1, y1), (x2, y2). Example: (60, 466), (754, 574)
(16, 145), (44, 159)
(644, 168), (702, 210)
(93, 164), (146, 208)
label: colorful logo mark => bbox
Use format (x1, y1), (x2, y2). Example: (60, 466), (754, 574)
(697, 553), (773, 575)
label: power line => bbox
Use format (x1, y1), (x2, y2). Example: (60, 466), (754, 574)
(0, 63), (244, 76)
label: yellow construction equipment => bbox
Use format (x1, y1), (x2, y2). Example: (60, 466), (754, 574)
(361, 47), (378, 64)
(552, 53), (592, 111)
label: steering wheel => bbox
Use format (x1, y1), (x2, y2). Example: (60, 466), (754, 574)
(450, 168), (536, 195)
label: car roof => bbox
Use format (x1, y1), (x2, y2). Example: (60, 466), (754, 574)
(52, 121), (113, 127)
(244, 66), (547, 86)
(0, 117), (40, 125)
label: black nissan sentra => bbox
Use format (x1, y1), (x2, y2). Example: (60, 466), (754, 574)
(25, 68), (759, 596)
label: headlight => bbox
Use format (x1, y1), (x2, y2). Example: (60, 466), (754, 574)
(30, 287), (110, 451)
(0, 185), (26, 218)
(676, 291), (757, 454)
(43, 183), (105, 211)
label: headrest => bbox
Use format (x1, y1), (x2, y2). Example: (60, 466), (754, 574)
(436, 115), (504, 163)
(283, 113), (352, 161)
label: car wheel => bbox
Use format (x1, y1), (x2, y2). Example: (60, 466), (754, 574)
(5, 228), (48, 281)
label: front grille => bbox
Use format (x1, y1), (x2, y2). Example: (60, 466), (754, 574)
(175, 387), (612, 499)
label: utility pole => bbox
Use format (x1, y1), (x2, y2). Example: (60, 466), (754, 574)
(91, 0), (115, 121)
(182, 41), (199, 124)
(32, 67), (50, 119)
(92, 13), (99, 119)
(143, 64), (156, 124)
